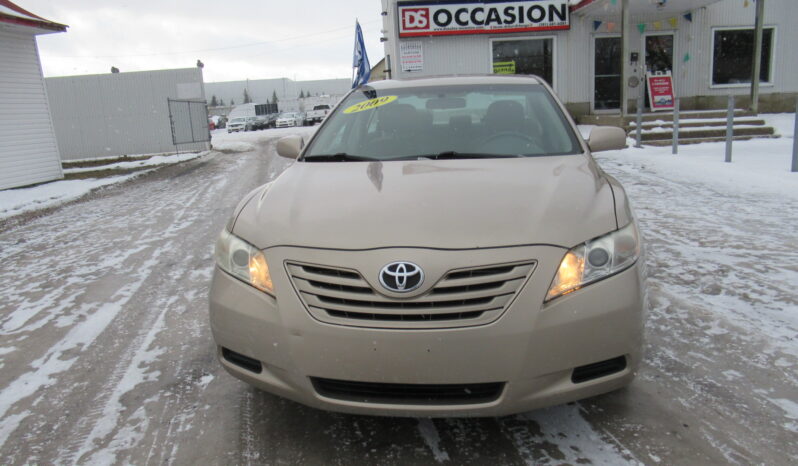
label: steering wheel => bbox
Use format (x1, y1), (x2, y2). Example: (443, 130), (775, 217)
(477, 131), (542, 154)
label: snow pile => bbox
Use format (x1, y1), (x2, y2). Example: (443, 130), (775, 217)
(211, 126), (318, 147)
(1, 152), (211, 220)
(583, 113), (797, 201)
(0, 175), (143, 220)
(212, 141), (255, 153)
(63, 151), (206, 174)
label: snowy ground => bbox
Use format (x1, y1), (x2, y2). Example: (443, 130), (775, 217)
(0, 151), (208, 221)
(0, 120), (795, 464)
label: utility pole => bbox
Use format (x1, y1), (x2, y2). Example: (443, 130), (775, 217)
(750, 0), (765, 114)
(621, 0), (630, 116)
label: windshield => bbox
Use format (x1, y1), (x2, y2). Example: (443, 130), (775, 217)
(231, 118), (245, 123)
(304, 84), (581, 160)
(281, 113), (296, 118)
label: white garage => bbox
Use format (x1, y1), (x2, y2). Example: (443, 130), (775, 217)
(0, 0), (66, 190)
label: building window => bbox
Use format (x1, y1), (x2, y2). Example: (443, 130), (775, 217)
(492, 38), (554, 86)
(712, 28), (774, 86)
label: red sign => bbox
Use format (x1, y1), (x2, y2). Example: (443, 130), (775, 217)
(401, 8), (430, 30)
(647, 73), (675, 112)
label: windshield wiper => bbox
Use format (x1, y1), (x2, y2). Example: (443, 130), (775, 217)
(415, 151), (523, 160)
(303, 153), (380, 162)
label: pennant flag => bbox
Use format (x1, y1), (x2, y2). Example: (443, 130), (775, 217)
(744, 0), (750, 7)
(684, 12), (693, 22)
(610, 0), (617, 4)
(669, 17), (678, 28)
(637, 23), (646, 34)
(607, 22), (616, 32)
(351, 20), (371, 89)
(593, 20), (602, 31)
(683, 53), (691, 63)
(653, 21), (662, 30)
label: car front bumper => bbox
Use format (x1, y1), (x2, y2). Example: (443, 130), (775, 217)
(209, 245), (645, 417)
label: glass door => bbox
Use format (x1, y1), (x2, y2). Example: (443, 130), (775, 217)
(593, 36), (622, 111)
(644, 34), (674, 108)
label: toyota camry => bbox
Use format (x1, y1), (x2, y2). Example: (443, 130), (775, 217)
(209, 75), (645, 417)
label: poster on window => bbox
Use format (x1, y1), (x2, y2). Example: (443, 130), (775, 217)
(492, 61), (516, 74)
(400, 41), (424, 72)
(646, 72), (675, 112)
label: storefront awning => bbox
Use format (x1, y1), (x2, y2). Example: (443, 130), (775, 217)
(572, 0), (725, 22)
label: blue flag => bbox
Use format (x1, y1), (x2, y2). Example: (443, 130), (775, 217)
(352, 21), (371, 88)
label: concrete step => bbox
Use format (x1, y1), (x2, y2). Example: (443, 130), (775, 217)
(637, 126), (775, 142)
(636, 109), (753, 122)
(645, 134), (781, 146)
(629, 119), (767, 130)
(579, 109), (754, 126)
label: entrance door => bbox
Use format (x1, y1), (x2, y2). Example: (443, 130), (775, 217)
(644, 33), (674, 108)
(593, 36), (622, 111)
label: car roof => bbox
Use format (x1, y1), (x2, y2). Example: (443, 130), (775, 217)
(360, 74), (545, 91)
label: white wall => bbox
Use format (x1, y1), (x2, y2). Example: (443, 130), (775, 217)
(0, 27), (63, 190)
(46, 68), (208, 161)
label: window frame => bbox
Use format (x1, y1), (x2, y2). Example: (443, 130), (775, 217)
(709, 25), (777, 89)
(488, 35), (558, 92)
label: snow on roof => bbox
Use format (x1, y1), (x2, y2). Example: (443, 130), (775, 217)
(0, 0), (67, 33)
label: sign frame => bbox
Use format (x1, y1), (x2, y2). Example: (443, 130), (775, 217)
(397, 0), (570, 38)
(646, 71), (676, 112)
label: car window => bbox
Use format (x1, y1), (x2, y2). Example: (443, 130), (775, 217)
(304, 83), (581, 160)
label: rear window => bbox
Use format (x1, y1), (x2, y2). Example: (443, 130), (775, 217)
(304, 83), (581, 160)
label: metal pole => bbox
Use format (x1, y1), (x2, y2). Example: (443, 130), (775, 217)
(635, 97), (643, 148)
(750, 0), (765, 114)
(621, 0), (630, 116)
(672, 98), (679, 155)
(792, 98), (798, 172)
(725, 94), (735, 163)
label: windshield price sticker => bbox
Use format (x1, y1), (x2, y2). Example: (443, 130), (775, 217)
(343, 96), (398, 114)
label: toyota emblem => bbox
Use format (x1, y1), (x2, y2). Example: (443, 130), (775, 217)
(379, 262), (424, 292)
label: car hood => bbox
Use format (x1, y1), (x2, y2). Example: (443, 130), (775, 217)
(233, 156), (618, 250)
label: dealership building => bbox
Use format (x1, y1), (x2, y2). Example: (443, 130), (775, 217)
(380, 0), (797, 119)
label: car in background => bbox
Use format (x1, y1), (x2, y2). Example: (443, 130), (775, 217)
(227, 116), (257, 133)
(305, 104), (331, 125)
(210, 75), (642, 417)
(275, 112), (303, 128)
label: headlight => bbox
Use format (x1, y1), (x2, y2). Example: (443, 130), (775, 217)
(215, 229), (274, 295)
(546, 222), (640, 302)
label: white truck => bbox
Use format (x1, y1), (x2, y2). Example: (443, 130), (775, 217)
(304, 104), (331, 125)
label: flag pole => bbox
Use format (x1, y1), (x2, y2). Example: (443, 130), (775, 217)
(352, 19), (357, 87)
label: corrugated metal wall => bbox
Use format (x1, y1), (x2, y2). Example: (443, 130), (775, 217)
(384, 0), (796, 112)
(46, 68), (208, 161)
(0, 27), (63, 190)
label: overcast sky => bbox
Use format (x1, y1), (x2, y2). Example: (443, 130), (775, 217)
(22, 0), (384, 83)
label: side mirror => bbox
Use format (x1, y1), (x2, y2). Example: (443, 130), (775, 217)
(587, 126), (627, 153)
(276, 135), (304, 159)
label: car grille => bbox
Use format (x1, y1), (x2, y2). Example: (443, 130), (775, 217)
(286, 260), (536, 329)
(310, 377), (505, 405)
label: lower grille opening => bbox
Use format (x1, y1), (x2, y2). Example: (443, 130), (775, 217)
(222, 347), (262, 374)
(325, 309), (485, 322)
(571, 356), (627, 384)
(311, 377), (504, 405)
